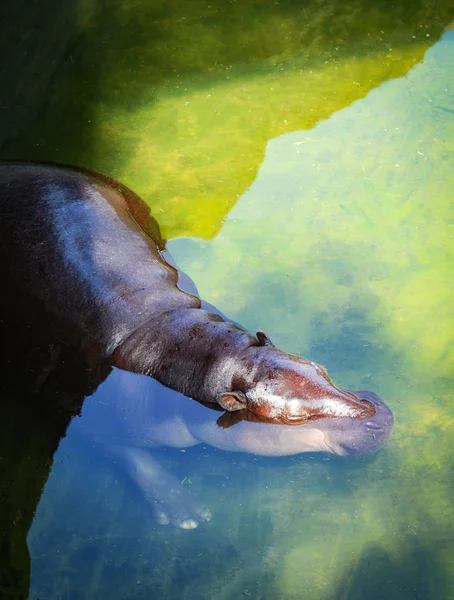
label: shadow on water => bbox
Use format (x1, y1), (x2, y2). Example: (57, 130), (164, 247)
(1, 1), (454, 238)
(332, 536), (452, 600)
(0, 310), (109, 599)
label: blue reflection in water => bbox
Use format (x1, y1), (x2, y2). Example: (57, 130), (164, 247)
(28, 364), (392, 599)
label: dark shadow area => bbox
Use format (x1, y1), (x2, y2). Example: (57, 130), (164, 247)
(332, 536), (453, 600)
(0, 305), (110, 600)
(0, 0), (80, 151)
(1, 0), (454, 239)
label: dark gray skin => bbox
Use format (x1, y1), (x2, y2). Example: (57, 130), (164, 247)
(0, 161), (380, 424)
(73, 366), (393, 529)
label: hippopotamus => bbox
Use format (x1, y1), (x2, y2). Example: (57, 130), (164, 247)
(72, 366), (393, 529)
(0, 161), (385, 425)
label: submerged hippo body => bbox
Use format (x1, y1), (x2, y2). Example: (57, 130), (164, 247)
(72, 367), (393, 529)
(0, 161), (384, 424)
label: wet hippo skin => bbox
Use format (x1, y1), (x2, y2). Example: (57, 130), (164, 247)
(74, 367), (394, 529)
(0, 161), (387, 425)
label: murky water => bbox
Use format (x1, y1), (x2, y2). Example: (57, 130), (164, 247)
(1, 1), (453, 599)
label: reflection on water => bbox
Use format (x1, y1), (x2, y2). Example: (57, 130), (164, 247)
(26, 367), (394, 599)
(0, 0), (453, 599)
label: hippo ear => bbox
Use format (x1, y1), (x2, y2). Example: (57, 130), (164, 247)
(216, 411), (246, 429)
(217, 391), (247, 412)
(256, 330), (274, 347)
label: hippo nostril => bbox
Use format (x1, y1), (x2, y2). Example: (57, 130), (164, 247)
(365, 422), (382, 431)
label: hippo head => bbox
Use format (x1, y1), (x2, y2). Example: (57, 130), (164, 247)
(216, 331), (378, 425)
(215, 390), (393, 457)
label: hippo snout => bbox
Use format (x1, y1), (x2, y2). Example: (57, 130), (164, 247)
(354, 390), (394, 432)
(322, 390), (394, 456)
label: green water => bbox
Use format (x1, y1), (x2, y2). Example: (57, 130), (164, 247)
(1, 1), (454, 598)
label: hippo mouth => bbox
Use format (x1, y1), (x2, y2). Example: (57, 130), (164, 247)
(321, 390), (394, 456)
(324, 432), (386, 457)
(324, 420), (391, 456)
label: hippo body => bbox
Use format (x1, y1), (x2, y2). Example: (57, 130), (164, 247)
(0, 161), (384, 425)
(72, 367), (393, 529)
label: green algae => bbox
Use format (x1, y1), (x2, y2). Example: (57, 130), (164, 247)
(2, 1), (454, 239)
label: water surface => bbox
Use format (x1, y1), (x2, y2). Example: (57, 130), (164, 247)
(0, 1), (453, 599)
